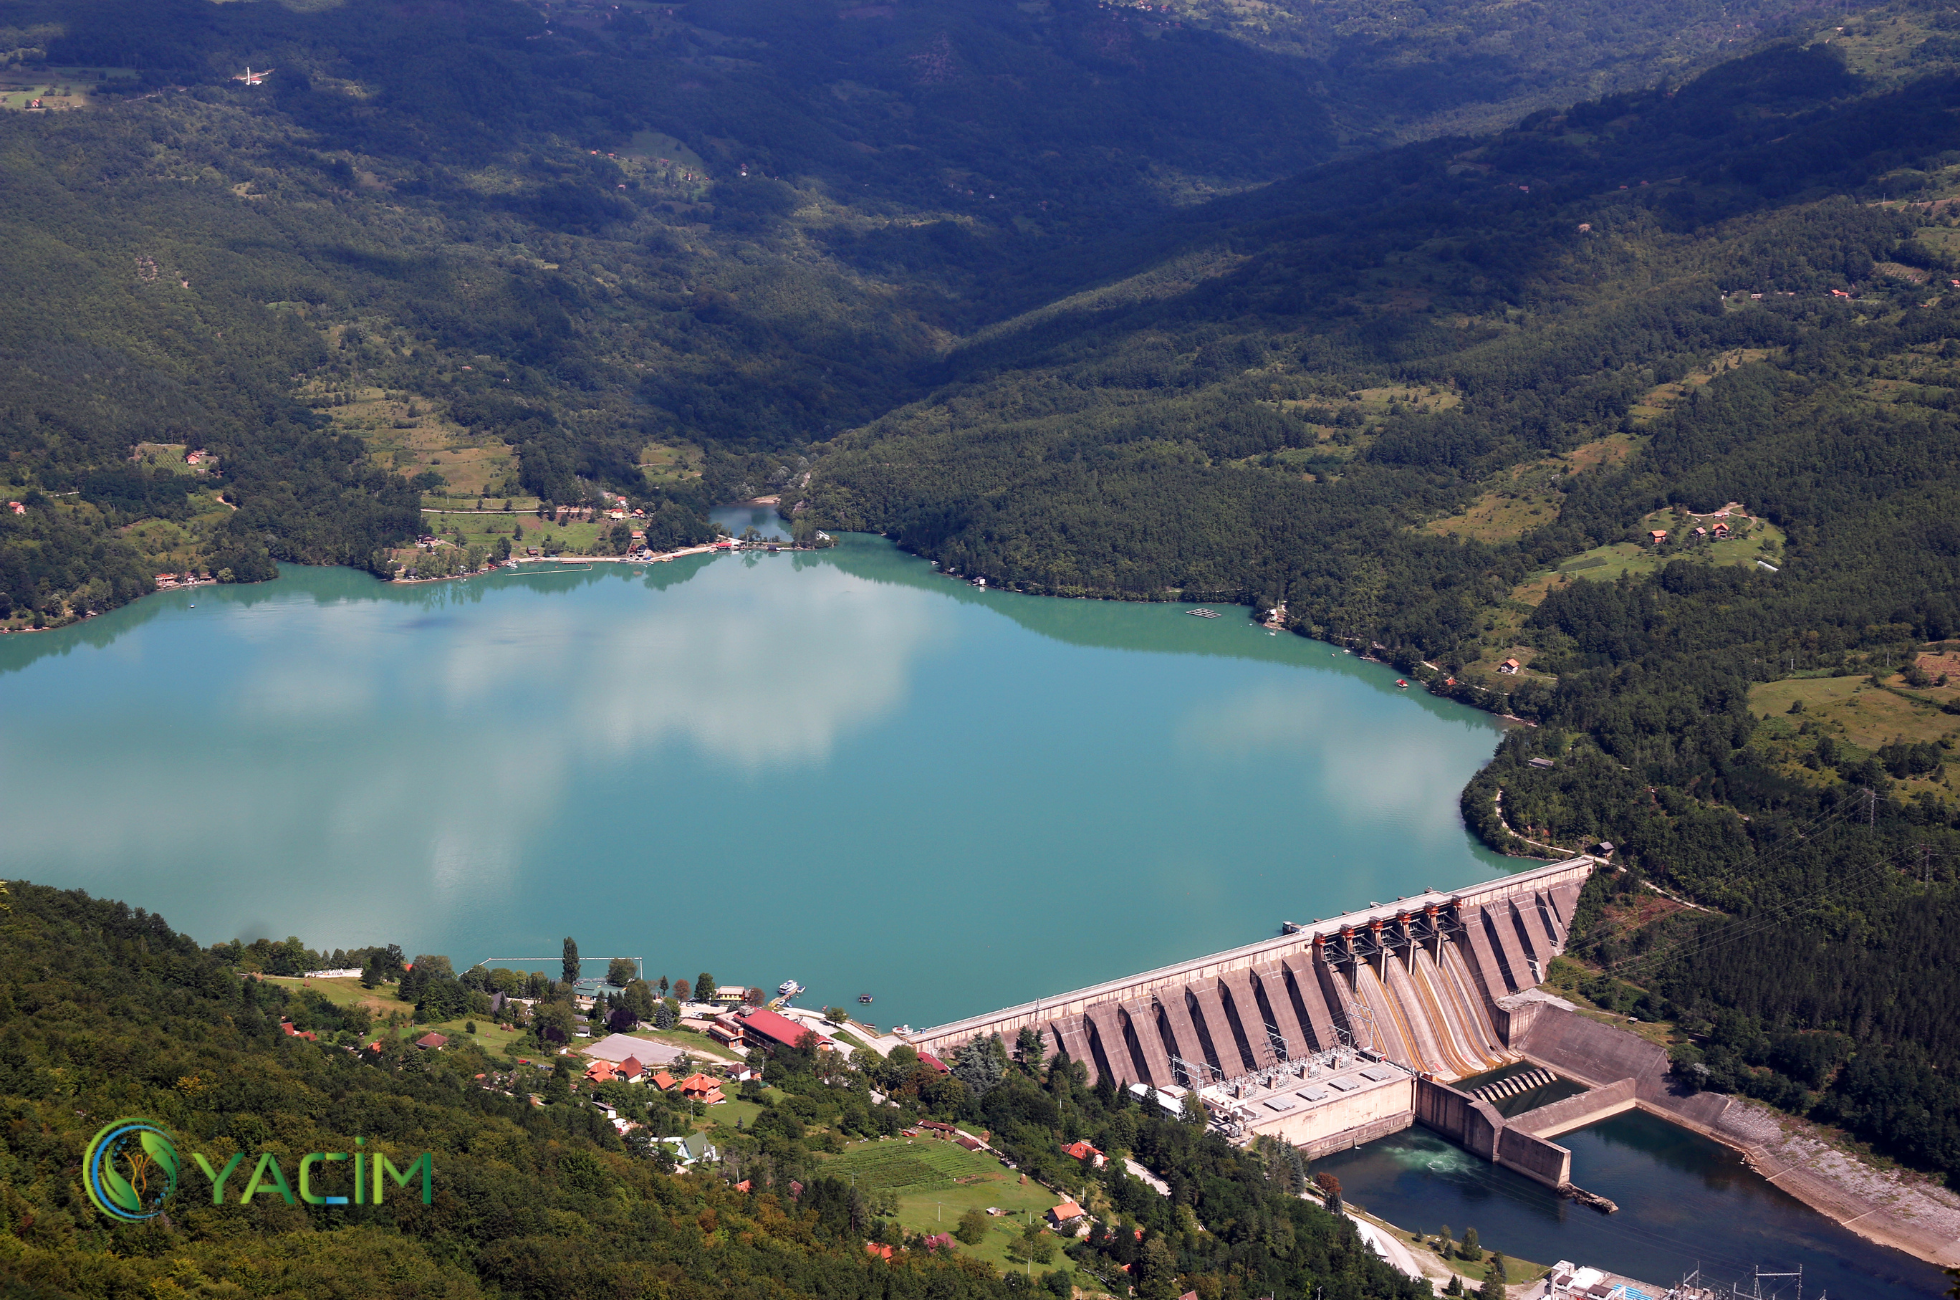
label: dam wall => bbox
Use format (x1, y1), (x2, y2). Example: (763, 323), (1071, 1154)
(1414, 1075), (1572, 1186)
(909, 856), (1596, 1092)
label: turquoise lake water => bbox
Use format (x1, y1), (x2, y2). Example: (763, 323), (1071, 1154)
(2, 536), (1512, 1029)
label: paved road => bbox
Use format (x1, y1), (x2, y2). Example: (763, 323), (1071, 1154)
(1347, 1214), (1426, 1280)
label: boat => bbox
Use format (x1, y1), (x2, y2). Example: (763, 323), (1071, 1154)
(777, 979), (804, 1000)
(1396, 679), (1409, 688)
(1188, 608), (1220, 618)
(858, 993), (874, 1004)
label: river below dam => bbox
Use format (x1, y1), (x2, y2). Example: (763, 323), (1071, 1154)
(1317, 1111), (1949, 1296)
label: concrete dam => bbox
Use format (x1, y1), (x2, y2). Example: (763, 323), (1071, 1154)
(907, 856), (1606, 1185)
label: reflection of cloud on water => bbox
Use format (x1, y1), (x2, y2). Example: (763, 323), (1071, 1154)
(0, 557), (949, 938)
(1179, 683), (1493, 849)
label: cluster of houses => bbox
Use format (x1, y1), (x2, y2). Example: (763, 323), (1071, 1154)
(1648, 502), (1751, 548)
(152, 571), (209, 588)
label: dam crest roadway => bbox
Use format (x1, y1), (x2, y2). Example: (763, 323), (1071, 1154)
(907, 858), (1602, 1184)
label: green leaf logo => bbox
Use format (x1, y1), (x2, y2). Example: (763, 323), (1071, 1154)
(83, 1120), (179, 1222)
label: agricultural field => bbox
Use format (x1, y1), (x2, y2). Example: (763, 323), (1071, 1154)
(305, 384), (519, 500)
(820, 1137), (1073, 1275)
(639, 440), (704, 487)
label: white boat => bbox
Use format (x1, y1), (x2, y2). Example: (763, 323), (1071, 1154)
(777, 979), (804, 999)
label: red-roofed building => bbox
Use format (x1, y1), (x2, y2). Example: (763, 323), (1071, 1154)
(738, 1007), (812, 1052)
(1062, 1140), (1106, 1168)
(917, 1051), (950, 1073)
(651, 1070), (676, 1090)
(279, 1020), (318, 1042)
(678, 1072), (726, 1104)
(866, 1242), (895, 1260)
(618, 1055), (645, 1081)
(1046, 1200), (1085, 1229)
(414, 1032), (448, 1050)
(735, 1179), (752, 1193)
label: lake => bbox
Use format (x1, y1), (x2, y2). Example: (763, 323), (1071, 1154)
(1316, 1111), (1950, 1297)
(2, 536), (1511, 1029)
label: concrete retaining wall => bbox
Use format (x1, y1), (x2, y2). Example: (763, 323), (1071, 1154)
(1496, 1125), (1572, 1187)
(1512, 1076), (1638, 1139)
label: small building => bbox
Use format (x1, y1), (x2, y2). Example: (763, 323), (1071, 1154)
(677, 1072), (725, 1104)
(916, 1051), (950, 1074)
(1498, 658), (1521, 675)
(617, 1055), (645, 1081)
(279, 1020), (318, 1041)
(1046, 1200), (1085, 1229)
(650, 1070), (677, 1091)
(1061, 1140), (1107, 1168)
(414, 1032), (449, 1050)
(1648, 530), (1667, 546)
(1711, 520), (1731, 539)
(7, 502), (23, 515)
(584, 1060), (620, 1084)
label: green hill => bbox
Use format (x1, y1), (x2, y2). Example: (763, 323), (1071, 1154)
(0, 880), (1420, 1300)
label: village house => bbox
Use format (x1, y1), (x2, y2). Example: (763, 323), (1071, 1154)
(1648, 529), (1667, 545)
(1061, 1140), (1107, 1168)
(1712, 520), (1732, 539)
(1498, 657), (1521, 675)
(676, 1072), (725, 1104)
(414, 1032), (449, 1050)
(1045, 1200), (1085, 1229)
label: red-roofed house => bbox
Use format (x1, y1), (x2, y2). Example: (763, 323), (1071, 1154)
(651, 1070), (676, 1091)
(414, 1032), (448, 1050)
(678, 1073), (726, 1104)
(917, 1051), (950, 1073)
(866, 1242), (895, 1260)
(1062, 1140), (1107, 1168)
(279, 1020), (318, 1042)
(585, 1060), (620, 1084)
(618, 1055), (645, 1081)
(1046, 1200), (1085, 1229)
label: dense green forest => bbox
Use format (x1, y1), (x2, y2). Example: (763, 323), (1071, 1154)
(0, 881), (1418, 1300)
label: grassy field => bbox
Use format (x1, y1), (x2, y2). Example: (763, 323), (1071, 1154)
(1747, 667), (1959, 803)
(304, 384), (518, 499)
(638, 440), (704, 487)
(820, 1137), (1070, 1274)
(1423, 433), (1640, 544)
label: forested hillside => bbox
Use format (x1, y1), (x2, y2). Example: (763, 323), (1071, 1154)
(0, 0), (1864, 626)
(0, 881), (1418, 1300)
(798, 14), (1960, 1187)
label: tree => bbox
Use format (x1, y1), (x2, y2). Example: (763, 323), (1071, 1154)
(955, 1206), (989, 1245)
(1314, 1171), (1342, 1214)
(1458, 1227), (1482, 1262)
(562, 937), (580, 986)
(607, 957), (638, 986)
(695, 972), (717, 1003)
(1486, 1253), (1508, 1288)
(673, 978), (692, 1002)
(1136, 1235), (1179, 1300)
(1180, 1089), (1208, 1128)
(953, 1034), (1007, 1098)
(1015, 1025), (1045, 1067)
(825, 1006), (849, 1024)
